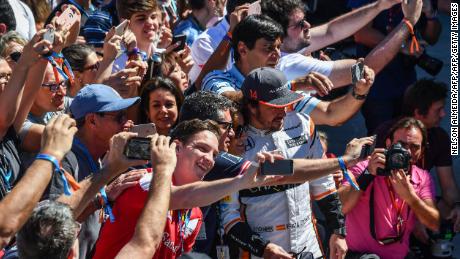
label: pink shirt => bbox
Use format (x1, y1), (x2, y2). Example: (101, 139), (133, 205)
(342, 161), (435, 259)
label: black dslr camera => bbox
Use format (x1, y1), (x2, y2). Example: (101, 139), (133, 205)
(376, 143), (411, 176)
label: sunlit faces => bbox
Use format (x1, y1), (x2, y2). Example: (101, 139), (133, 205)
(416, 100), (446, 128)
(239, 37), (282, 70)
(386, 127), (423, 164)
(34, 64), (67, 114)
(147, 88), (178, 135)
(284, 8), (311, 52)
(250, 104), (287, 131)
(4, 41), (24, 69)
(91, 110), (130, 150)
(228, 113), (247, 156)
(216, 109), (235, 152)
(129, 9), (162, 47)
(173, 130), (220, 185)
(71, 52), (99, 97)
(167, 63), (188, 92)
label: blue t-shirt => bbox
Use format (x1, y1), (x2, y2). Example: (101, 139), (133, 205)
(348, 0), (417, 100)
(174, 15), (205, 47)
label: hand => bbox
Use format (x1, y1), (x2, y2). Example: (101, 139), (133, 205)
(263, 243), (293, 259)
(104, 132), (148, 177)
(103, 27), (123, 61)
(238, 152), (285, 189)
(19, 28), (54, 65)
(175, 45), (194, 74)
(292, 71), (333, 97)
(126, 59), (148, 78)
(158, 26), (173, 49)
(122, 29), (137, 53)
(54, 4), (81, 48)
(353, 59), (375, 95)
(329, 234), (348, 259)
(389, 169), (417, 203)
(447, 205), (460, 232)
(103, 68), (142, 98)
(377, 0), (402, 10)
(333, 169), (344, 188)
(367, 148), (386, 175)
(150, 134), (177, 174)
(402, 0), (423, 25)
(343, 137), (375, 166)
(229, 4), (250, 33)
(319, 50), (332, 61)
(40, 114), (78, 161)
(106, 169), (146, 201)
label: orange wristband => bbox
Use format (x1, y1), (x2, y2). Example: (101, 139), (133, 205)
(402, 18), (420, 54)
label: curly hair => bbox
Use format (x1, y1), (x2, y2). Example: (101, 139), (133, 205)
(402, 78), (448, 117)
(261, 0), (305, 34)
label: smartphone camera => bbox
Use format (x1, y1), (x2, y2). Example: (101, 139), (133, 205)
(124, 137), (151, 160)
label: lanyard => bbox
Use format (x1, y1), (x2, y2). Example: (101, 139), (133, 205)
(73, 138), (115, 222)
(45, 52), (75, 85)
(385, 178), (406, 235)
(177, 209), (191, 254)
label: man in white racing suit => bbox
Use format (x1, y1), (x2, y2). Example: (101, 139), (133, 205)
(221, 67), (351, 258)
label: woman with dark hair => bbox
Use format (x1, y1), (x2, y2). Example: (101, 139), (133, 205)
(62, 44), (100, 97)
(139, 77), (184, 135)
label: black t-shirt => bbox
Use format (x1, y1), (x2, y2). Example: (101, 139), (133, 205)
(193, 152), (246, 258)
(374, 119), (452, 171)
(0, 127), (23, 200)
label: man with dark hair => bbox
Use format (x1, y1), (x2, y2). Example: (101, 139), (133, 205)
(189, 0), (257, 83)
(174, 0), (219, 46)
(339, 117), (440, 259)
(374, 79), (460, 238)
(0, 0), (16, 35)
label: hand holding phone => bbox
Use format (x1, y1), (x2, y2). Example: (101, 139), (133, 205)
(115, 20), (129, 36)
(130, 123), (157, 138)
(124, 137), (151, 160)
(43, 27), (55, 45)
(359, 135), (376, 159)
(56, 7), (79, 32)
(248, 0), (261, 15)
(171, 34), (187, 52)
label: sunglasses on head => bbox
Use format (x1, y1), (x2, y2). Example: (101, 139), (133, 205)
(41, 80), (68, 92)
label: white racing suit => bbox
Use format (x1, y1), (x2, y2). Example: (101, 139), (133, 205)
(220, 112), (338, 258)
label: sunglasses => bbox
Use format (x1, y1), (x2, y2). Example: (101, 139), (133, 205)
(97, 111), (127, 124)
(9, 52), (21, 62)
(216, 121), (233, 131)
(41, 80), (68, 92)
(82, 61), (100, 72)
(0, 73), (11, 82)
(289, 18), (308, 30)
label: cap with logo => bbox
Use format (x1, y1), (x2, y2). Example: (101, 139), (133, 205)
(70, 84), (140, 119)
(241, 67), (303, 108)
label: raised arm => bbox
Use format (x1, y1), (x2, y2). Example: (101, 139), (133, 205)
(307, 0), (401, 53)
(0, 115), (77, 248)
(116, 135), (176, 258)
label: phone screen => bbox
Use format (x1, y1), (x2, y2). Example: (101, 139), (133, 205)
(260, 159), (294, 175)
(124, 137), (151, 160)
(172, 34), (186, 52)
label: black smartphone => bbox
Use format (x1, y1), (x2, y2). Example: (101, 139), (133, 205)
(360, 135), (377, 159)
(260, 159), (294, 175)
(351, 61), (364, 85)
(124, 137), (151, 160)
(171, 34), (187, 52)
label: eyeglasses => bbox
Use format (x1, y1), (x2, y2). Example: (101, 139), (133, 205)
(82, 61), (100, 72)
(41, 80), (68, 92)
(97, 111), (127, 124)
(9, 52), (21, 63)
(288, 18), (308, 30)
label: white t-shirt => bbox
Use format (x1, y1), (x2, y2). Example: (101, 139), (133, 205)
(277, 52), (334, 81)
(8, 0), (36, 40)
(189, 18), (232, 83)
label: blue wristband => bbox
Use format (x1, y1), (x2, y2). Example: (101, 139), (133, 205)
(99, 187), (115, 222)
(36, 154), (72, 195)
(338, 157), (360, 191)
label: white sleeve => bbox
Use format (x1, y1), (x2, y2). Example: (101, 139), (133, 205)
(278, 54), (334, 81)
(189, 34), (215, 83)
(293, 92), (321, 115)
(220, 192), (243, 234)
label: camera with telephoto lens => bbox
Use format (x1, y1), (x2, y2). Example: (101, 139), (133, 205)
(376, 142), (411, 176)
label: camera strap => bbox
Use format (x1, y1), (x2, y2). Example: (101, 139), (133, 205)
(369, 179), (409, 245)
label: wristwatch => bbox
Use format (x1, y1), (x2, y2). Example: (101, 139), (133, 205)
(333, 227), (347, 238)
(351, 88), (367, 100)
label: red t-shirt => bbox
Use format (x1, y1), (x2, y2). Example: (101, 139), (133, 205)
(93, 173), (203, 259)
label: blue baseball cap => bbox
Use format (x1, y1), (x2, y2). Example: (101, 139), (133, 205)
(70, 84), (140, 119)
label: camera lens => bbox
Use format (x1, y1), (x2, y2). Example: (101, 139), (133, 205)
(390, 153), (405, 168)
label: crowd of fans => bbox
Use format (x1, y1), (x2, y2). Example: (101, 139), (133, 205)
(0, 0), (455, 258)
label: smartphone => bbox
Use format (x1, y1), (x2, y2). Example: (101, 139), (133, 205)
(56, 7), (78, 32)
(124, 137), (151, 160)
(351, 61), (364, 85)
(130, 123), (157, 138)
(248, 0), (261, 15)
(360, 135), (377, 159)
(115, 19), (129, 36)
(260, 159), (294, 176)
(171, 34), (187, 52)
(43, 27), (55, 44)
